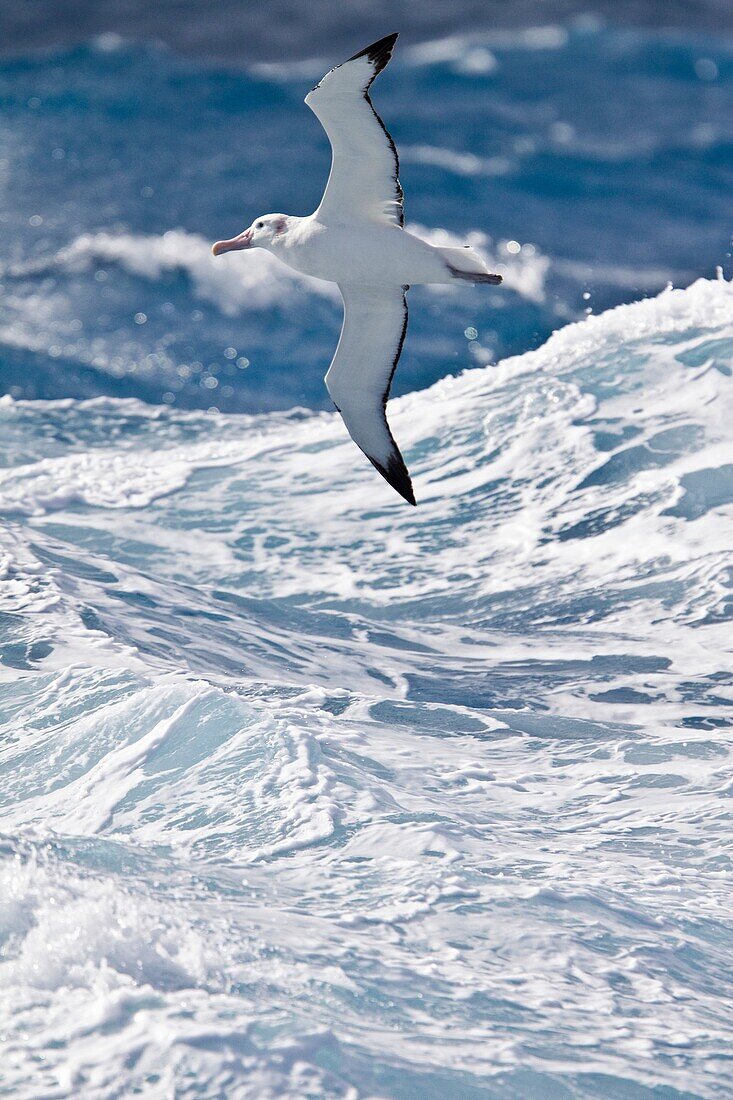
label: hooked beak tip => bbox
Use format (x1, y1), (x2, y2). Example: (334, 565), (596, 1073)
(211, 230), (252, 257)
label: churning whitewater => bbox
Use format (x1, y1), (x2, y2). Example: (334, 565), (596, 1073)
(1, 275), (732, 1098)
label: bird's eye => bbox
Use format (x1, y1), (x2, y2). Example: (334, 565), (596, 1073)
(255, 221), (264, 229)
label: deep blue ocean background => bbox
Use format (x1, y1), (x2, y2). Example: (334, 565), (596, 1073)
(2, 21), (731, 410)
(1, 9), (732, 1098)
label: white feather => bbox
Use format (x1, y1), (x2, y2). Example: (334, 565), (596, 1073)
(305, 38), (403, 228)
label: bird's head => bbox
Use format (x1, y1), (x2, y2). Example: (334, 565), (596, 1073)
(212, 214), (288, 256)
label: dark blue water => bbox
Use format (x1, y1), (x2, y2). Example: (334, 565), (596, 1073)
(1, 24), (731, 411)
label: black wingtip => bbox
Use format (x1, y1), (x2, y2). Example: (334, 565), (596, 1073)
(369, 451), (417, 506)
(346, 33), (399, 76)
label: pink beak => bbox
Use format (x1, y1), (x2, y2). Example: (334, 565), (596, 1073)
(211, 228), (253, 256)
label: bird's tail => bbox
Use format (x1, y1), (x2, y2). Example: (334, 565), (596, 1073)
(437, 245), (502, 285)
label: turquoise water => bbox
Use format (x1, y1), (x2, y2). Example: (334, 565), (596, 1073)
(1, 21), (732, 1100)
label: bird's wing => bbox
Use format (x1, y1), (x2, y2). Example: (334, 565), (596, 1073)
(326, 284), (415, 505)
(305, 33), (403, 228)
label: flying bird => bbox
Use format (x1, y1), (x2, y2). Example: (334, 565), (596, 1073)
(212, 33), (502, 505)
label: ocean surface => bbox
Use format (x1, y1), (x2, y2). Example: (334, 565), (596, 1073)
(1, 17), (733, 1099)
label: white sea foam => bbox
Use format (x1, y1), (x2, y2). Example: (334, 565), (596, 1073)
(4, 223), (541, 316)
(251, 26), (568, 86)
(55, 225), (548, 308)
(410, 222), (549, 302)
(404, 27), (569, 70)
(401, 143), (513, 177)
(1, 276), (732, 1099)
(0, 433), (261, 515)
(56, 229), (338, 313)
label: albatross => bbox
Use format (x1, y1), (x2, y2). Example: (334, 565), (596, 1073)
(212, 33), (502, 505)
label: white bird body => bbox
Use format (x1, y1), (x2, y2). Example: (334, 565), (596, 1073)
(212, 33), (503, 505)
(270, 216), (469, 286)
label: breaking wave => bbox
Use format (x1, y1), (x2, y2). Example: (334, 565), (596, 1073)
(1, 276), (732, 1097)
(7, 225), (550, 310)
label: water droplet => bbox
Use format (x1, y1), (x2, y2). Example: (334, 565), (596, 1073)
(94, 32), (124, 52)
(695, 58), (718, 81)
(550, 121), (574, 144)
